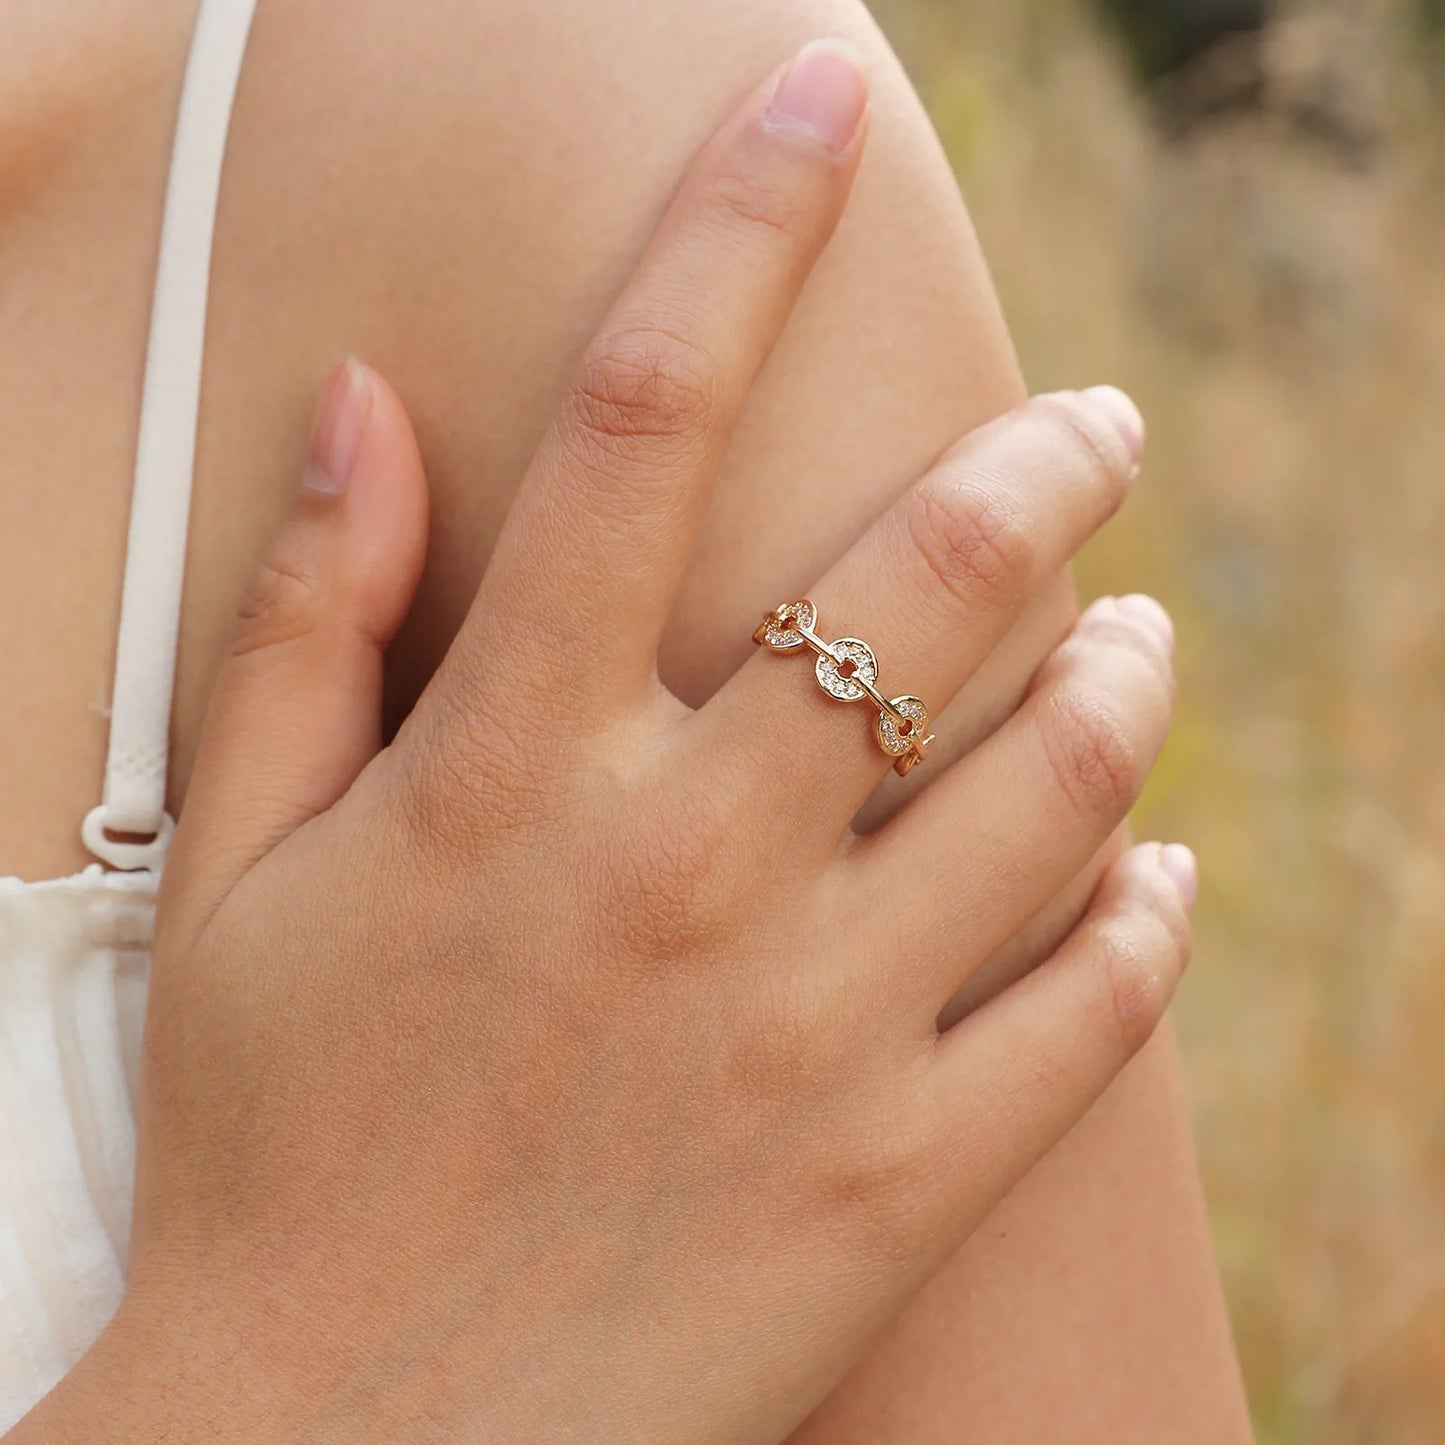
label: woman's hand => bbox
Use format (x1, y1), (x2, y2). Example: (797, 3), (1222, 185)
(21, 41), (1192, 1445)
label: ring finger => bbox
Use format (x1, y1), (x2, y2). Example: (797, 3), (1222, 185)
(695, 386), (1145, 840)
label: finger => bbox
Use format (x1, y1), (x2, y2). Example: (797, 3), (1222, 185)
(169, 359), (428, 915)
(435, 40), (870, 724)
(922, 841), (1194, 1235)
(697, 387), (1144, 840)
(848, 593), (1176, 1008)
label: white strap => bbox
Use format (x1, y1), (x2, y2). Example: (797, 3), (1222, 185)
(85, 0), (259, 870)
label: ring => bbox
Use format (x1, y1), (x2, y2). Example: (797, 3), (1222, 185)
(753, 600), (934, 775)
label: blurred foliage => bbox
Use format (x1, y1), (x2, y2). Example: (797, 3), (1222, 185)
(1096, 0), (1269, 83)
(871, 0), (1445, 1440)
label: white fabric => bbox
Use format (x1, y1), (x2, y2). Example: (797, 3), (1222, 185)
(0, 0), (258, 1423)
(0, 874), (153, 1426)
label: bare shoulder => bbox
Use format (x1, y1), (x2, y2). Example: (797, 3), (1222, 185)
(184, 0), (1012, 742)
(212, 0), (980, 440)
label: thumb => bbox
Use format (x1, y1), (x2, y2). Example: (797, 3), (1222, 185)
(169, 357), (428, 911)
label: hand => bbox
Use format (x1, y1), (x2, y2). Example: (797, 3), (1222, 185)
(22, 41), (1192, 1445)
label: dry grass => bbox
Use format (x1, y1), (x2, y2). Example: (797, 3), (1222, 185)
(873, 1), (1445, 1439)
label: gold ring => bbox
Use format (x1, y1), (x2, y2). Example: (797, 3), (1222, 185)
(753, 600), (934, 776)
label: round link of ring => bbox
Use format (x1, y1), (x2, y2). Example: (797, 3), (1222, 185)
(752, 600), (935, 775)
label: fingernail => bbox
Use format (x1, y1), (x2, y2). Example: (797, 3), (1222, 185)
(303, 357), (372, 496)
(765, 39), (868, 153)
(1115, 593), (1175, 655)
(1158, 843), (1199, 911)
(1078, 384), (1145, 468)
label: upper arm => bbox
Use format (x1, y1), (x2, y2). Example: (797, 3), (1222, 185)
(182, 0), (1025, 760)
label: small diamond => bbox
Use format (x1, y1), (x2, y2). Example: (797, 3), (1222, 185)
(875, 696), (929, 756)
(815, 638), (878, 701)
(759, 599), (816, 651)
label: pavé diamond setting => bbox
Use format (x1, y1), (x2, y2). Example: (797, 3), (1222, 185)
(753, 600), (934, 775)
(814, 637), (878, 701)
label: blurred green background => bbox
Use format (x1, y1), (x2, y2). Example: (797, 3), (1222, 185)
(871, 1), (1445, 1440)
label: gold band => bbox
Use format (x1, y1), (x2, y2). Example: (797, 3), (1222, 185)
(753, 600), (934, 775)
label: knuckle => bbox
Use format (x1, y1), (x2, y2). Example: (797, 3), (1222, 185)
(1040, 685), (1142, 821)
(817, 1104), (937, 1262)
(702, 165), (808, 243)
(728, 975), (835, 1107)
(230, 554), (327, 659)
(1030, 395), (1131, 511)
(390, 694), (550, 858)
(562, 325), (718, 465)
(1093, 909), (1176, 1057)
(392, 733), (494, 856)
(904, 478), (1035, 613)
(602, 788), (731, 969)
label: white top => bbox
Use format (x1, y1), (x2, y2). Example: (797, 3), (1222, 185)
(0, 0), (259, 1422)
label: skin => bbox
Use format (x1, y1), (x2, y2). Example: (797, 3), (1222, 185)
(10, 54), (1197, 1441)
(0, 0), (1249, 1437)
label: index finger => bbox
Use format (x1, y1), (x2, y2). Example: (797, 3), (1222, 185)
(434, 40), (871, 726)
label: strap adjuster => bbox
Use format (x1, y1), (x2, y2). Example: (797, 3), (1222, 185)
(82, 806), (175, 872)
